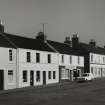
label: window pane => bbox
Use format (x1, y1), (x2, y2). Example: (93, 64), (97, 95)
(48, 54), (51, 63)
(53, 71), (56, 79)
(48, 71), (51, 79)
(23, 71), (27, 82)
(70, 56), (72, 64)
(91, 67), (93, 73)
(9, 49), (12, 61)
(36, 71), (40, 82)
(61, 55), (64, 63)
(27, 52), (31, 62)
(8, 70), (13, 83)
(91, 55), (93, 62)
(78, 57), (80, 64)
(36, 53), (40, 63)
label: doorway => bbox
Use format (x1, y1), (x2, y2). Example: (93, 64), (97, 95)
(30, 71), (34, 86)
(69, 70), (73, 80)
(0, 70), (4, 90)
(43, 71), (46, 85)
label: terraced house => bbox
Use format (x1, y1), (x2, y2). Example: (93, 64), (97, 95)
(47, 37), (84, 81)
(0, 20), (105, 90)
(71, 34), (105, 78)
(0, 22), (59, 90)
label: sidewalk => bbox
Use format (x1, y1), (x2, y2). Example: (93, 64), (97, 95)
(0, 78), (104, 95)
(0, 81), (74, 95)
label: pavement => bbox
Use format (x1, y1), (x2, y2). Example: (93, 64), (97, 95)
(0, 81), (73, 95)
(0, 78), (105, 105)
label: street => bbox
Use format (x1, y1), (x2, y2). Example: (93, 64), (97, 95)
(0, 79), (105, 105)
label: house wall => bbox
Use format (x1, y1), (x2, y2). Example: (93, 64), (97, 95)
(18, 48), (59, 88)
(90, 53), (105, 78)
(59, 54), (84, 80)
(59, 54), (84, 67)
(0, 47), (17, 90)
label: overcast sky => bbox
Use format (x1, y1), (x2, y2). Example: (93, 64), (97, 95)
(0, 0), (105, 46)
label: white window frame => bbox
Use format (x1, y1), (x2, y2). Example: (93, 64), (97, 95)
(8, 70), (14, 83)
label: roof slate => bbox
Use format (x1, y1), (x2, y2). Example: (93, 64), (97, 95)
(78, 42), (105, 55)
(47, 40), (83, 56)
(1, 32), (105, 55)
(0, 33), (55, 52)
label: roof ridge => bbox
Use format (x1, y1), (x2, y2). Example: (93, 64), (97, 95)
(47, 40), (71, 46)
(5, 33), (35, 40)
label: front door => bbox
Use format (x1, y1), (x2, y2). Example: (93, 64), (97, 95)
(30, 71), (34, 86)
(69, 70), (73, 80)
(43, 71), (46, 85)
(0, 70), (4, 90)
(101, 68), (103, 77)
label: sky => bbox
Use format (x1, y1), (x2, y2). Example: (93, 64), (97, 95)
(0, 0), (105, 46)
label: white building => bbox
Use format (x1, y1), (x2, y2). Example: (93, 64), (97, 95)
(72, 34), (105, 78)
(0, 23), (59, 90)
(0, 47), (17, 90)
(90, 53), (105, 78)
(17, 48), (59, 88)
(47, 39), (84, 81)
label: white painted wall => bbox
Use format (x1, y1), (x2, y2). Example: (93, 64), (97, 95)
(0, 46), (85, 90)
(18, 48), (59, 64)
(0, 47), (17, 90)
(59, 54), (84, 67)
(18, 48), (59, 88)
(90, 53), (105, 64)
(59, 54), (84, 80)
(90, 53), (105, 78)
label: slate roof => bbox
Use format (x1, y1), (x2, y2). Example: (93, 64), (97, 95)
(0, 33), (15, 48)
(0, 33), (55, 52)
(47, 40), (83, 56)
(1, 32), (105, 55)
(78, 42), (105, 55)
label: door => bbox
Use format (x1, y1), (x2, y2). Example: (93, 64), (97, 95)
(77, 69), (81, 77)
(101, 68), (103, 77)
(30, 71), (34, 86)
(43, 71), (46, 85)
(0, 70), (4, 90)
(69, 70), (72, 80)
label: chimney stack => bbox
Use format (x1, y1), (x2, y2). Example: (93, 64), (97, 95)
(72, 33), (79, 48)
(89, 39), (96, 47)
(64, 36), (72, 47)
(0, 20), (4, 33)
(36, 31), (47, 42)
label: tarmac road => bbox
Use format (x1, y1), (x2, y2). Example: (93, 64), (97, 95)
(0, 79), (105, 105)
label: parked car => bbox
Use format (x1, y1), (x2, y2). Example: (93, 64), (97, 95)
(76, 73), (94, 82)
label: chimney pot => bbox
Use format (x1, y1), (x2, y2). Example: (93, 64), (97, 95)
(0, 19), (4, 33)
(72, 33), (79, 48)
(89, 39), (96, 47)
(36, 31), (47, 42)
(64, 36), (72, 47)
